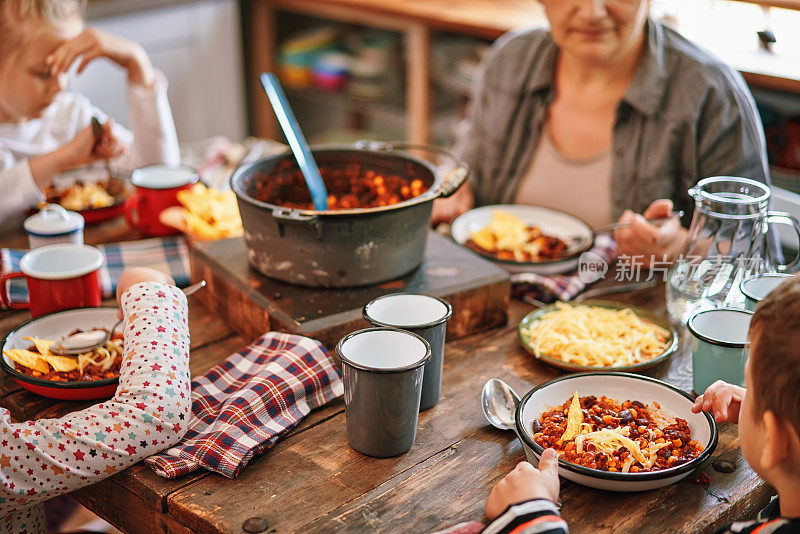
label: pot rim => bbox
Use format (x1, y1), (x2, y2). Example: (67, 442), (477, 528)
(230, 144), (447, 218)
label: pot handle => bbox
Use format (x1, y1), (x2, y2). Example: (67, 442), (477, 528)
(271, 207), (318, 222)
(766, 211), (800, 273)
(354, 141), (470, 199)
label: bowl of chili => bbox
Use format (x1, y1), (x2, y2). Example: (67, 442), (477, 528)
(1, 307), (123, 400)
(514, 373), (717, 491)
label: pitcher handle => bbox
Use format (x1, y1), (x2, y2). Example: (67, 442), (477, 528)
(766, 211), (800, 273)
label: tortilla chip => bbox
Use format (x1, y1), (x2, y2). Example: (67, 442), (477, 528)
(560, 391), (583, 442)
(471, 227), (496, 252)
(23, 336), (54, 356)
(3, 349), (50, 374)
(39, 354), (78, 372)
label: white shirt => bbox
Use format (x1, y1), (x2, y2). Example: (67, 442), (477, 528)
(514, 126), (613, 230)
(0, 70), (180, 225)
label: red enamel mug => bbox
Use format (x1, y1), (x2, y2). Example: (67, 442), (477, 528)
(124, 164), (198, 236)
(0, 244), (104, 317)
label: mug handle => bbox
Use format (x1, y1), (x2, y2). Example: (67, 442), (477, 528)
(0, 272), (29, 309)
(124, 192), (142, 230)
(766, 211), (800, 273)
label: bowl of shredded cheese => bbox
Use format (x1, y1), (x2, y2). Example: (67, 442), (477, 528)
(518, 301), (678, 372)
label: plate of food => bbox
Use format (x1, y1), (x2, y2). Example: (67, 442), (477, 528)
(515, 373), (717, 491)
(45, 168), (130, 224)
(0, 307), (123, 400)
(450, 205), (593, 275)
(518, 300), (678, 372)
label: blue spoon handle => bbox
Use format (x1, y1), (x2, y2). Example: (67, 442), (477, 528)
(260, 73), (329, 211)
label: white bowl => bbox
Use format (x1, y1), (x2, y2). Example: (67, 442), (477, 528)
(450, 204), (593, 275)
(515, 373), (717, 492)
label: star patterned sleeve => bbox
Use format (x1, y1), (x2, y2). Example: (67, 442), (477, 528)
(0, 282), (190, 517)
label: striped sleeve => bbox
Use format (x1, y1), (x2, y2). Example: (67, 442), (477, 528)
(718, 518), (800, 533)
(483, 499), (568, 534)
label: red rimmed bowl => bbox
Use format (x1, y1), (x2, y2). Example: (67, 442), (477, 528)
(1, 307), (121, 400)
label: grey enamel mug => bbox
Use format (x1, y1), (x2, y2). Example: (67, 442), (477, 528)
(740, 273), (794, 311)
(363, 293), (453, 411)
(336, 328), (431, 457)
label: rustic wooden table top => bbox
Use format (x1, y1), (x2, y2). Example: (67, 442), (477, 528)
(0, 218), (773, 533)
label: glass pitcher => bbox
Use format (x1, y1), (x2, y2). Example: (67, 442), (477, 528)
(665, 176), (800, 324)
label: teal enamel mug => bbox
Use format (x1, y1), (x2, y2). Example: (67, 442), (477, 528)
(687, 308), (752, 394)
(739, 273), (794, 311)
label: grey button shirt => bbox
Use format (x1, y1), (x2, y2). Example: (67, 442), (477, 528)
(453, 20), (770, 224)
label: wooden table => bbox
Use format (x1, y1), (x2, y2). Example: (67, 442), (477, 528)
(0, 220), (773, 533)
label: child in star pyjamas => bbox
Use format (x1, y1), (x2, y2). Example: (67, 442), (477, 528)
(0, 268), (191, 533)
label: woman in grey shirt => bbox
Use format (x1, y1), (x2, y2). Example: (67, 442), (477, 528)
(434, 0), (769, 264)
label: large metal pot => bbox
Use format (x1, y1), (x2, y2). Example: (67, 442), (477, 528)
(230, 141), (468, 287)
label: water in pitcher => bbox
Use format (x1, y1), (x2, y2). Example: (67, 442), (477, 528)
(666, 258), (751, 324)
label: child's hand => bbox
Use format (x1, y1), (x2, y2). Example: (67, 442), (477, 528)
(691, 381), (746, 424)
(61, 122), (123, 169)
(485, 449), (560, 520)
(116, 268), (175, 319)
(47, 28), (155, 87)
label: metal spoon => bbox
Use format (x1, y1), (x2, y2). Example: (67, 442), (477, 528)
(91, 116), (114, 181)
(259, 72), (329, 211)
(52, 280), (207, 355)
(481, 378), (521, 431)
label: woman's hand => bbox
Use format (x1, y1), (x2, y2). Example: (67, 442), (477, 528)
(485, 450), (561, 520)
(47, 28), (155, 88)
(614, 199), (687, 267)
(691, 381), (746, 424)
(431, 183), (475, 226)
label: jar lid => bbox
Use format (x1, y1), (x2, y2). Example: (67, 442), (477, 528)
(24, 204), (84, 236)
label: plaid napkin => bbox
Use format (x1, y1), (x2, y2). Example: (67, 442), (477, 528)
(145, 332), (344, 479)
(0, 237), (191, 305)
(511, 234), (617, 304)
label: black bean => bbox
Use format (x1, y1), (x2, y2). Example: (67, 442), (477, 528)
(533, 420), (543, 433)
(591, 414), (603, 426)
(582, 395), (597, 408)
(632, 401), (645, 409)
(636, 418), (650, 427)
(619, 409), (633, 422)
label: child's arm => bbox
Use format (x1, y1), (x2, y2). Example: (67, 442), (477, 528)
(0, 126), (122, 221)
(691, 381), (746, 424)
(483, 450), (568, 534)
(0, 278), (190, 516)
(48, 28), (180, 169)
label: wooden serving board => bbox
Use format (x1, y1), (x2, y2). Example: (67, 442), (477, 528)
(189, 231), (510, 349)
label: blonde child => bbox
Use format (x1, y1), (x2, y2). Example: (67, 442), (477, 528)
(482, 277), (800, 533)
(0, 267), (191, 533)
(0, 0), (179, 225)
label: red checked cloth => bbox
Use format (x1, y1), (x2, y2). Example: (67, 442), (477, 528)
(511, 234), (617, 303)
(145, 332), (343, 478)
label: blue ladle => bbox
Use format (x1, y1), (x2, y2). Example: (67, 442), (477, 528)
(260, 72), (329, 211)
